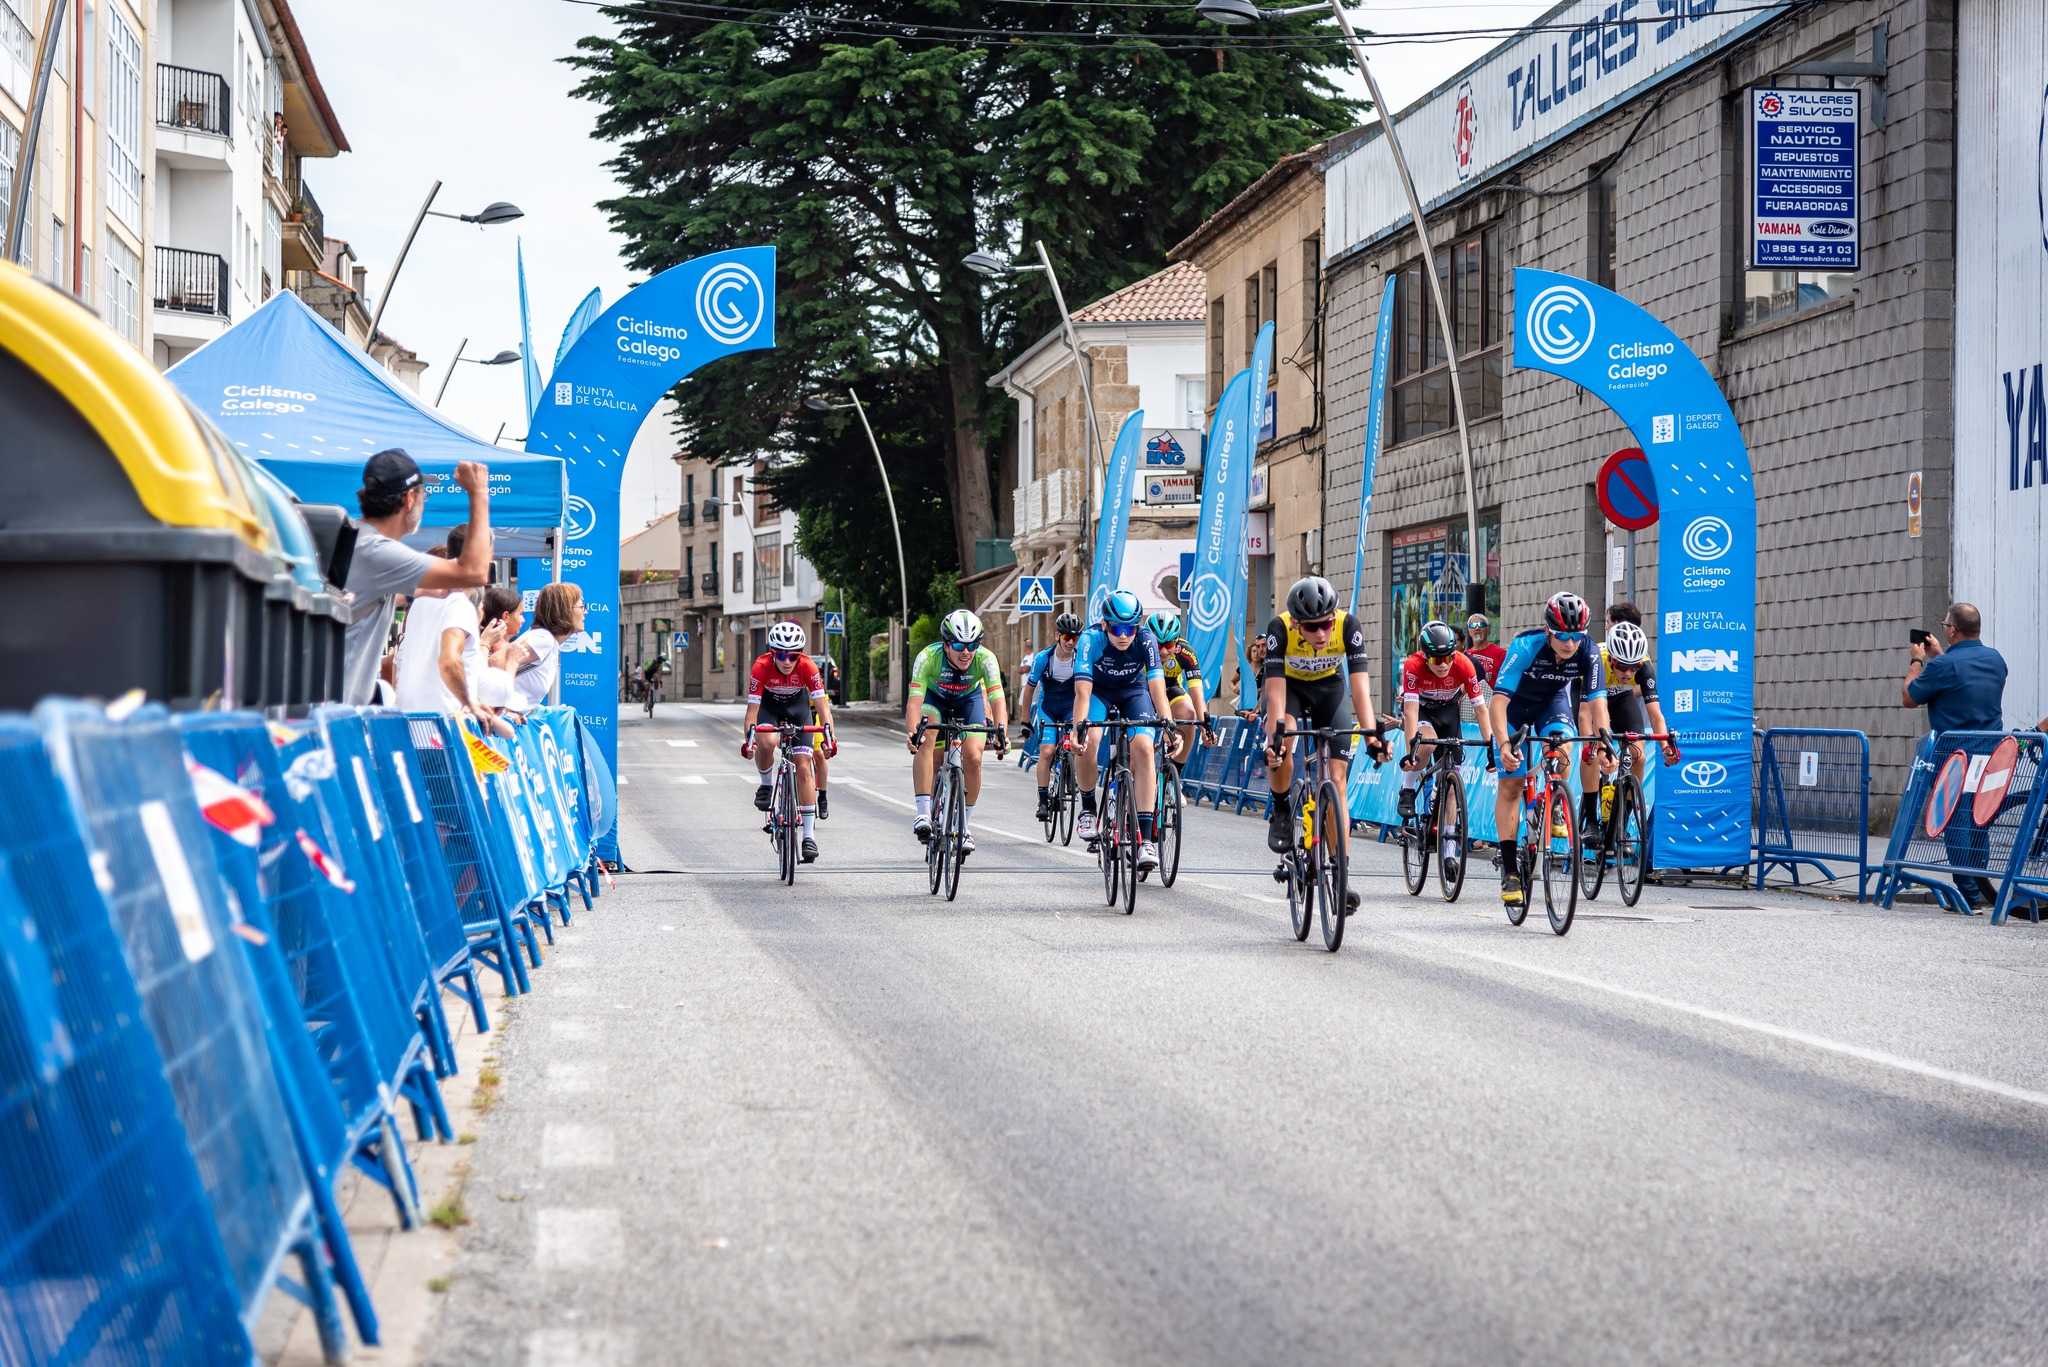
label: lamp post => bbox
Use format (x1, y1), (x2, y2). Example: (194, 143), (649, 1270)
(806, 390), (911, 704)
(433, 340), (522, 407)
(963, 243), (1105, 588)
(1195, 0), (1486, 614)
(368, 181), (525, 344)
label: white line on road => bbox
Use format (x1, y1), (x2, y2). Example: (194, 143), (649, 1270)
(1386, 933), (2048, 1113)
(842, 780), (1092, 859)
(545, 1062), (605, 1097)
(527, 1329), (636, 1367)
(534, 1208), (625, 1270)
(663, 739), (700, 748)
(671, 775), (709, 785)
(540, 1122), (616, 1168)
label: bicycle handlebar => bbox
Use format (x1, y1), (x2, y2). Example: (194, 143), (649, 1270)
(753, 723), (831, 735)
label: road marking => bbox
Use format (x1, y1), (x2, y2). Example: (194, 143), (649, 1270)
(672, 775), (709, 785)
(541, 1122), (616, 1168)
(527, 1329), (636, 1367)
(616, 777), (630, 786)
(534, 1208), (625, 1270)
(1386, 933), (2048, 1113)
(663, 739), (700, 748)
(545, 1062), (604, 1097)
(842, 780), (1091, 859)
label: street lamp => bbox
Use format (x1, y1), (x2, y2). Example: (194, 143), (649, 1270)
(1196, 0), (1486, 614)
(962, 242), (1105, 580)
(433, 339), (522, 406)
(806, 390), (912, 704)
(368, 180), (526, 344)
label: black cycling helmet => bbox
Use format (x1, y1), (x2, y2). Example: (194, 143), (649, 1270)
(1419, 620), (1460, 660)
(1543, 591), (1592, 633)
(1285, 576), (1338, 622)
(1053, 611), (1082, 636)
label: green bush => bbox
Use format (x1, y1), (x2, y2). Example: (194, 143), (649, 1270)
(908, 612), (938, 658)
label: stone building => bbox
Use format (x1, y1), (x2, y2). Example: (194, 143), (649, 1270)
(1319, 0), (1950, 802)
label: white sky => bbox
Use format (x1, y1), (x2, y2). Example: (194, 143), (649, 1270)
(291, 1), (1535, 541)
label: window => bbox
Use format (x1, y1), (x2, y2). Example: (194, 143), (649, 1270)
(47, 217), (65, 287)
(1243, 272), (1261, 366)
(684, 544), (694, 580)
(80, 4), (92, 106)
(753, 534), (782, 604)
(78, 243), (90, 303)
(1261, 261), (1278, 382)
(1207, 296), (1224, 402)
(784, 548), (795, 588)
(1389, 223), (1504, 443)
(1177, 374), (1205, 428)
(1590, 174), (1617, 290)
(0, 120), (15, 245)
(1, 0), (31, 103)
(104, 8), (142, 230)
(104, 234), (140, 346)
(1301, 235), (1321, 341)
(684, 472), (695, 505)
(732, 550), (744, 593)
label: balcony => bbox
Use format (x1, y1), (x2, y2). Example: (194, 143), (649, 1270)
(678, 576), (695, 598)
(678, 503), (695, 527)
(1011, 469), (1084, 552)
(281, 174), (324, 273)
(153, 247), (233, 348)
(701, 499), (722, 521)
(700, 573), (720, 595)
(155, 63), (233, 169)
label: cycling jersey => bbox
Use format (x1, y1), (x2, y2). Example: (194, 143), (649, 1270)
(748, 653), (826, 704)
(1074, 625), (1163, 688)
(1261, 610), (1367, 684)
(1026, 646), (1081, 720)
(1494, 629), (1606, 709)
(1599, 648), (1659, 704)
(1400, 650), (1484, 706)
(1158, 639), (1201, 689)
(910, 642), (1005, 704)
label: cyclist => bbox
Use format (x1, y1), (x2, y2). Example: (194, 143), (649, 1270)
(1599, 607), (1681, 808)
(740, 621), (837, 864)
(905, 609), (1009, 851)
(1149, 610), (1215, 763)
(1260, 576), (1388, 910)
(1071, 589), (1177, 873)
(1465, 613), (1507, 689)
(1488, 591), (1614, 911)
(1397, 619), (1494, 819)
(1015, 611), (1084, 823)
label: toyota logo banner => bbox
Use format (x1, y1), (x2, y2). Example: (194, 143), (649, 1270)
(1513, 268), (1756, 867)
(525, 246), (778, 863)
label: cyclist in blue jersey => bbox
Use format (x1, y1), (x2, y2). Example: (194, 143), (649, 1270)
(1488, 591), (1615, 911)
(1071, 589), (1179, 872)
(1015, 611), (1085, 823)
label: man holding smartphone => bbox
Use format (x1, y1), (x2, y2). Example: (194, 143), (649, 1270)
(1903, 602), (2007, 910)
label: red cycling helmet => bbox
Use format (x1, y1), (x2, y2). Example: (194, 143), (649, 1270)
(1543, 591), (1591, 633)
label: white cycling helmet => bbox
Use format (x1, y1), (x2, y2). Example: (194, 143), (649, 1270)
(940, 609), (984, 647)
(767, 620), (807, 652)
(1606, 620), (1649, 666)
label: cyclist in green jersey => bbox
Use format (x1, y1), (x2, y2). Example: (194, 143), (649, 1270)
(905, 609), (1009, 850)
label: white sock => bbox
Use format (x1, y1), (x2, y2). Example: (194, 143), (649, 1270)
(963, 804), (974, 833)
(757, 774), (770, 790)
(915, 794), (931, 818)
(800, 805), (816, 839)
(1401, 770), (1421, 792)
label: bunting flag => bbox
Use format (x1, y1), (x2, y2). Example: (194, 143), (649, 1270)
(1084, 409), (1145, 622)
(186, 757), (274, 848)
(1348, 276), (1398, 616)
(464, 729), (512, 776)
(295, 829), (356, 894)
(1186, 365), (1253, 694)
(517, 239), (543, 420)
(1232, 321), (1275, 711)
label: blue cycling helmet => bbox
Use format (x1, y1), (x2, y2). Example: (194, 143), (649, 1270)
(1146, 610), (1182, 643)
(1102, 589), (1144, 627)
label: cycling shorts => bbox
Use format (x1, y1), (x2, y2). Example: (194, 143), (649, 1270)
(1028, 712), (1070, 753)
(1605, 690), (1648, 737)
(756, 693), (816, 754)
(1086, 683), (1159, 739)
(920, 689), (987, 729)
(1500, 710), (1576, 779)
(1413, 698), (1463, 743)
(1163, 672), (1189, 703)
(1283, 679), (1357, 761)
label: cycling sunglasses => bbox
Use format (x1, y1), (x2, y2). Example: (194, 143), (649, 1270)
(1057, 631), (1079, 642)
(1548, 630), (1587, 643)
(1296, 617), (1336, 633)
(771, 649), (801, 662)
(1104, 623), (1138, 638)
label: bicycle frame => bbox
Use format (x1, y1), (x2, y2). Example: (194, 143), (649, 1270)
(752, 723), (830, 883)
(912, 718), (1004, 901)
(1269, 725), (1380, 951)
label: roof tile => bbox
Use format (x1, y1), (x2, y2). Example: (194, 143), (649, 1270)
(1070, 261), (1207, 325)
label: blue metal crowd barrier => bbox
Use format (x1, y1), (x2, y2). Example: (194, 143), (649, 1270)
(0, 718), (255, 1366)
(1751, 728), (1872, 899)
(407, 716), (541, 989)
(1879, 730), (2048, 924)
(532, 708), (598, 910)
(34, 701), (348, 1359)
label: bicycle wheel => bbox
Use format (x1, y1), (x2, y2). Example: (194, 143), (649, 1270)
(1436, 774), (1468, 903)
(926, 772), (948, 895)
(775, 767), (798, 885)
(1578, 786), (1611, 902)
(943, 771), (966, 902)
(1100, 784), (1121, 907)
(1058, 760), (1078, 845)
(1615, 776), (1650, 907)
(1542, 787), (1579, 936)
(1041, 750), (1060, 842)
(1399, 782), (1431, 897)
(1158, 765), (1183, 887)
(1117, 774), (1139, 915)
(1315, 779), (1348, 952)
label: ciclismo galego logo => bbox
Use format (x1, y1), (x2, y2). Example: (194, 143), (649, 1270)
(696, 262), (766, 346)
(1186, 573), (1231, 632)
(1525, 284), (1595, 365)
(564, 494), (598, 542)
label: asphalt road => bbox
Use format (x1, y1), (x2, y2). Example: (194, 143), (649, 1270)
(423, 701), (2048, 1367)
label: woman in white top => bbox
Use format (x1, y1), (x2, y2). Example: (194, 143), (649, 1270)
(497, 582), (584, 713)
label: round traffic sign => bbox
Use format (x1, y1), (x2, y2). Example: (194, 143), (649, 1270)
(1596, 447), (1659, 531)
(1925, 750), (1969, 838)
(1972, 735), (2022, 827)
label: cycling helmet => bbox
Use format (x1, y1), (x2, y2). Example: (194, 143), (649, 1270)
(1543, 591), (1592, 634)
(1606, 620), (1650, 667)
(940, 609), (984, 647)
(1102, 589), (1144, 627)
(1053, 611), (1083, 636)
(1418, 620), (1460, 660)
(1147, 610), (1182, 644)
(766, 620), (807, 652)
(1285, 576), (1339, 621)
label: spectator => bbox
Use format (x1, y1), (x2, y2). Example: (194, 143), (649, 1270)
(1465, 612), (1506, 688)
(342, 451), (491, 704)
(499, 583), (583, 713)
(475, 586), (524, 721)
(1904, 601), (2008, 911)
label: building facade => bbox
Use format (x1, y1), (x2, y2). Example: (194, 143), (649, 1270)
(1320, 0), (1950, 802)
(717, 460), (823, 697)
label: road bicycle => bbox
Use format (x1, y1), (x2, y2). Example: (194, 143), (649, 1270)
(1082, 718), (1157, 916)
(1269, 725), (1381, 952)
(752, 722), (828, 885)
(1037, 722), (1080, 846)
(1398, 733), (1489, 903)
(1146, 719), (1214, 889)
(912, 718), (1005, 902)
(1500, 727), (1608, 935)
(1578, 729), (1679, 907)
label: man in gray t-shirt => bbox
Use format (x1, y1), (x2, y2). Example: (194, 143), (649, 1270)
(341, 449), (493, 703)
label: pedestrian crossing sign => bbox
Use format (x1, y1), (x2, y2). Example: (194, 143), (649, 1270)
(823, 612), (845, 635)
(1018, 577), (1055, 613)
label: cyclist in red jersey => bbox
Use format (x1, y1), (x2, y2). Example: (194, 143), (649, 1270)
(1397, 620), (1495, 819)
(740, 621), (837, 862)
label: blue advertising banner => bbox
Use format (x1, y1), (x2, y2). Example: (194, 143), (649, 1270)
(525, 246), (777, 864)
(1085, 410), (1145, 621)
(1231, 323), (1275, 710)
(1748, 87), (1859, 271)
(1186, 367), (1252, 695)
(1348, 276), (1398, 617)
(1512, 269), (1755, 867)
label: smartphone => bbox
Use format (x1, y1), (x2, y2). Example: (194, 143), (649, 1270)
(1909, 628), (1932, 647)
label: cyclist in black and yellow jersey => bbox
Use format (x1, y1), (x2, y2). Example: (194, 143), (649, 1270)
(1260, 576), (1388, 877)
(1148, 610), (1215, 762)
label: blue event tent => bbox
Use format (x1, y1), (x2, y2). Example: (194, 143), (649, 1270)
(166, 291), (566, 554)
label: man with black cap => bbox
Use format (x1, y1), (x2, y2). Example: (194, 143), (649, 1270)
(342, 449), (493, 703)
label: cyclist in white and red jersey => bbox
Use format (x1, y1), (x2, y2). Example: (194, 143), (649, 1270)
(741, 621), (837, 863)
(1397, 619), (1495, 819)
